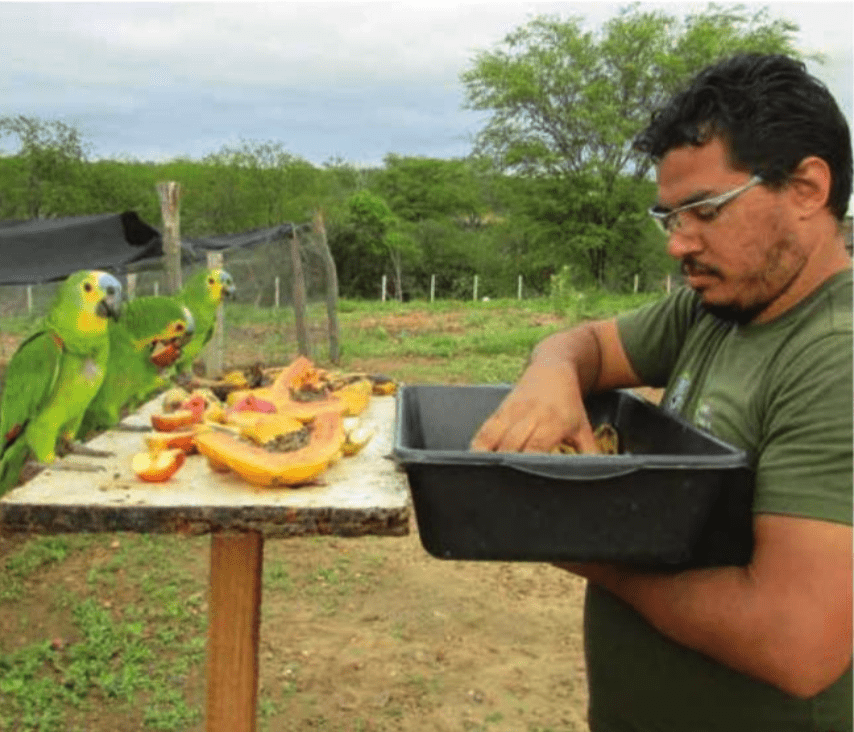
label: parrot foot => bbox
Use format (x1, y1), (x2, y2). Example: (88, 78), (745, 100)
(38, 459), (106, 474)
(61, 441), (115, 458)
(113, 423), (152, 433)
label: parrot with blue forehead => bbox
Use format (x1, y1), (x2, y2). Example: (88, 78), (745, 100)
(0, 270), (122, 495)
(173, 267), (236, 376)
(76, 295), (195, 440)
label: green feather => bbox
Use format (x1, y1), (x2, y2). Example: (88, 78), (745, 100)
(174, 267), (236, 375)
(0, 270), (121, 495)
(78, 296), (193, 438)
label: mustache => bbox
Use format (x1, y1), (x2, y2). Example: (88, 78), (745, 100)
(681, 257), (722, 278)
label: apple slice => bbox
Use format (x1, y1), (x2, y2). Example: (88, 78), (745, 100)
(132, 448), (186, 482)
(151, 409), (201, 432)
(144, 430), (198, 454)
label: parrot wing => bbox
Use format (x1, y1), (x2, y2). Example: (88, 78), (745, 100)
(1, 331), (63, 452)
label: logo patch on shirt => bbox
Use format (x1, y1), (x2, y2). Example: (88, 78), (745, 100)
(664, 373), (691, 414)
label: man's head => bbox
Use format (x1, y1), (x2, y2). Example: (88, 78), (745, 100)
(635, 53), (852, 221)
(635, 54), (852, 324)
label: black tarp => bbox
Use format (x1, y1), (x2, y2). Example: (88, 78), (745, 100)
(0, 211), (305, 285)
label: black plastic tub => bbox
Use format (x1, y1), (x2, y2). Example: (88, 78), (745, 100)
(394, 384), (755, 568)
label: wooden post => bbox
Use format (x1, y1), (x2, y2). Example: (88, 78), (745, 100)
(153, 281), (159, 296)
(156, 181), (183, 295)
(290, 225), (310, 357)
(204, 251), (225, 378)
(381, 275), (387, 302)
(634, 274), (639, 294)
(473, 275), (478, 302)
(206, 531), (263, 732)
(313, 211), (340, 364)
(517, 275), (523, 300)
(26, 286), (32, 314)
(274, 277), (280, 309)
(126, 273), (137, 301)
(430, 274), (435, 303)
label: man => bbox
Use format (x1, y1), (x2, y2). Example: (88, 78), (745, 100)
(472, 54), (852, 731)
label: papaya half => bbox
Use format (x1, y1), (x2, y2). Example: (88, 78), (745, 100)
(193, 409), (345, 487)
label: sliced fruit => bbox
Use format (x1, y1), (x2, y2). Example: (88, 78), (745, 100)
(144, 429), (198, 454)
(342, 425), (374, 456)
(331, 378), (372, 416)
(228, 413), (305, 446)
(193, 410), (345, 487)
(230, 393), (278, 413)
(151, 409), (202, 432)
(132, 448), (186, 482)
(161, 386), (191, 412)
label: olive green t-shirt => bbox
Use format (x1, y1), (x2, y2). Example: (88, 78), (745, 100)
(584, 268), (853, 732)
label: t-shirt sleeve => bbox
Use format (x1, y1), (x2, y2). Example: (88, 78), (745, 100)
(616, 287), (702, 387)
(754, 330), (853, 525)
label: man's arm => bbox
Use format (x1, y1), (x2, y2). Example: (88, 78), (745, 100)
(559, 514), (853, 698)
(470, 318), (644, 453)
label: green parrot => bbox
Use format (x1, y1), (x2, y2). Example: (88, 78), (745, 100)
(173, 267), (236, 376)
(76, 296), (196, 440)
(0, 270), (122, 495)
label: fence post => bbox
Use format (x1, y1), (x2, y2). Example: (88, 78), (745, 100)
(381, 275), (387, 302)
(517, 275), (523, 300)
(26, 285), (32, 314)
(633, 274), (639, 294)
(430, 274), (435, 303)
(153, 281), (159, 296)
(156, 181), (183, 295)
(274, 277), (280, 309)
(313, 210), (341, 364)
(473, 275), (478, 302)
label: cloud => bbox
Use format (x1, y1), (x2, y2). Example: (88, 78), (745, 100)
(0, 1), (849, 165)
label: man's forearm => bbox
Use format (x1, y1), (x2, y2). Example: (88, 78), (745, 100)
(561, 556), (849, 698)
(529, 324), (603, 394)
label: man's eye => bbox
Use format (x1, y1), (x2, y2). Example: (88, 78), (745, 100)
(693, 205), (719, 221)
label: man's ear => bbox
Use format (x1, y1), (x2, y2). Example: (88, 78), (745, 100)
(787, 156), (832, 219)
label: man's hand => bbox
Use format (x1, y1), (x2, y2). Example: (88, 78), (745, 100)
(469, 361), (598, 453)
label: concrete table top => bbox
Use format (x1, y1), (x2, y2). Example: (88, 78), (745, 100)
(0, 394), (411, 538)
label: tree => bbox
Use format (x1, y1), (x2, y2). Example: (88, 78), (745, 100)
(343, 189), (419, 301)
(459, 4), (809, 288)
(0, 115), (91, 217)
(461, 3), (806, 182)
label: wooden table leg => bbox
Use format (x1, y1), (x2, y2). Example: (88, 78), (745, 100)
(207, 531), (264, 732)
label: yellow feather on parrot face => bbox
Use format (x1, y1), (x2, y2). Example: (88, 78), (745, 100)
(74, 271), (123, 335)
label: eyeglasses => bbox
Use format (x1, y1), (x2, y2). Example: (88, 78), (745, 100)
(648, 175), (764, 235)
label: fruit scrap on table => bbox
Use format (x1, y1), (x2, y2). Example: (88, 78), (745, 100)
(132, 356), (387, 486)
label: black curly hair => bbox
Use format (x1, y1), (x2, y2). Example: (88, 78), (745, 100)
(634, 53), (852, 220)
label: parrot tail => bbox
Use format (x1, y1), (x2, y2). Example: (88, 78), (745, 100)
(0, 439), (31, 496)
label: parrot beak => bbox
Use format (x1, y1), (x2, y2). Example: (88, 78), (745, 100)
(96, 273), (123, 321)
(178, 307), (196, 346)
(221, 273), (236, 300)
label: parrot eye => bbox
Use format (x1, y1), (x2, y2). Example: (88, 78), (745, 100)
(83, 282), (93, 293)
(175, 323), (184, 332)
(208, 277), (215, 285)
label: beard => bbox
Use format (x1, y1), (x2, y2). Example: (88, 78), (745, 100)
(681, 258), (770, 325)
(700, 300), (766, 325)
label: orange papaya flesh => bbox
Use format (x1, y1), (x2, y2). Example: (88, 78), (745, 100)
(193, 410), (345, 487)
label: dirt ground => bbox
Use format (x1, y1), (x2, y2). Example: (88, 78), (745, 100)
(0, 308), (663, 731)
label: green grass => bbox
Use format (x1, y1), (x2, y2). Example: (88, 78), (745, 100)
(0, 535), (206, 732)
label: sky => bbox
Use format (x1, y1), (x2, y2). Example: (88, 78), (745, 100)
(0, 1), (852, 167)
